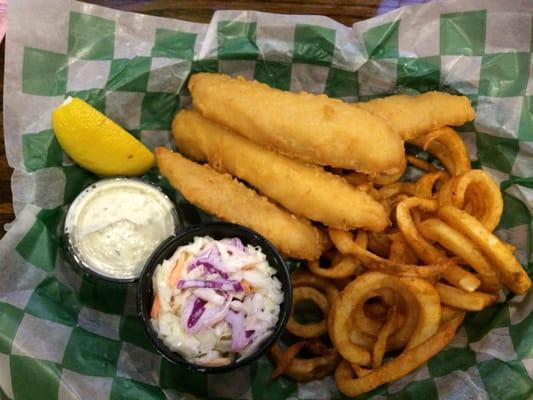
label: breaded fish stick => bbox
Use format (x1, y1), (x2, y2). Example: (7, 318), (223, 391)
(188, 73), (405, 175)
(155, 148), (329, 260)
(173, 110), (389, 231)
(355, 92), (475, 141)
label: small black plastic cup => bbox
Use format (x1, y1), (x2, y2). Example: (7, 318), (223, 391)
(137, 222), (292, 373)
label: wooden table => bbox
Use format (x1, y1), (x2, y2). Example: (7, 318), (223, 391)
(0, 0), (418, 236)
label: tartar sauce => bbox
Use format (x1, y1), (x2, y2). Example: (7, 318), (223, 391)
(65, 178), (178, 280)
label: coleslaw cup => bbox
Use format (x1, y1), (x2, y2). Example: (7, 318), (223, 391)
(137, 222), (292, 373)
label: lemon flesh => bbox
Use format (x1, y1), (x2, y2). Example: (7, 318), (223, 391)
(52, 98), (154, 176)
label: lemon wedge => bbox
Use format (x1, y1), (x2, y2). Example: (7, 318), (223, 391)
(52, 97), (154, 176)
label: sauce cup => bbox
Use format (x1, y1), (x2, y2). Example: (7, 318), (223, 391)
(63, 177), (183, 283)
(137, 222), (292, 373)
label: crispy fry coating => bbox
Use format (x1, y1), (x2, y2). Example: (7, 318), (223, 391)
(188, 73), (405, 174)
(172, 109), (389, 231)
(356, 91), (475, 140)
(155, 147), (328, 260)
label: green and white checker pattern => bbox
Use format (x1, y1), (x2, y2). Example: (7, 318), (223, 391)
(1, 0), (533, 398)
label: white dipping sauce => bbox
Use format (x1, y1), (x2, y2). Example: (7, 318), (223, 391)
(65, 178), (178, 280)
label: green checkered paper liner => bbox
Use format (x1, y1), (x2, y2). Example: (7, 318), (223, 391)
(1, 0), (533, 398)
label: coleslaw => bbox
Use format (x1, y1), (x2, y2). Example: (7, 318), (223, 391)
(150, 236), (283, 366)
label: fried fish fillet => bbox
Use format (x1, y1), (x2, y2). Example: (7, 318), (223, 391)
(188, 73), (405, 175)
(355, 92), (475, 141)
(155, 147), (329, 260)
(173, 109), (389, 231)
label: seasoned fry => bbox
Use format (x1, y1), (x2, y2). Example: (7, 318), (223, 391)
(308, 253), (360, 279)
(441, 305), (463, 323)
(304, 339), (331, 356)
(395, 197), (441, 262)
(388, 240), (406, 263)
(401, 277), (441, 350)
(329, 272), (419, 365)
(367, 232), (392, 257)
(415, 171), (449, 199)
(420, 129), (447, 150)
(372, 306), (399, 369)
(437, 169), (503, 232)
(418, 219), (500, 292)
(329, 295), (372, 366)
(288, 287), (329, 338)
(328, 228), (450, 278)
(407, 155), (440, 172)
(155, 148), (328, 260)
(408, 127), (471, 176)
(270, 272), (341, 381)
(354, 231), (369, 249)
(291, 270), (340, 305)
(389, 233), (419, 264)
(355, 91), (475, 140)
(377, 182), (416, 200)
(350, 288), (396, 337)
(173, 109), (388, 231)
(364, 301), (389, 320)
(271, 341), (306, 379)
(441, 265), (481, 293)
(396, 197), (481, 292)
(351, 364), (373, 378)
(291, 270), (341, 337)
(438, 206), (532, 294)
(188, 73), (405, 174)
(435, 283), (497, 311)
(348, 328), (376, 352)
(335, 313), (465, 397)
(270, 341), (340, 381)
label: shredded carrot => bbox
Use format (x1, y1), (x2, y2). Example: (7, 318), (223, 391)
(150, 294), (161, 319)
(241, 279), (253, 294)
(168, 252), (188, 288)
